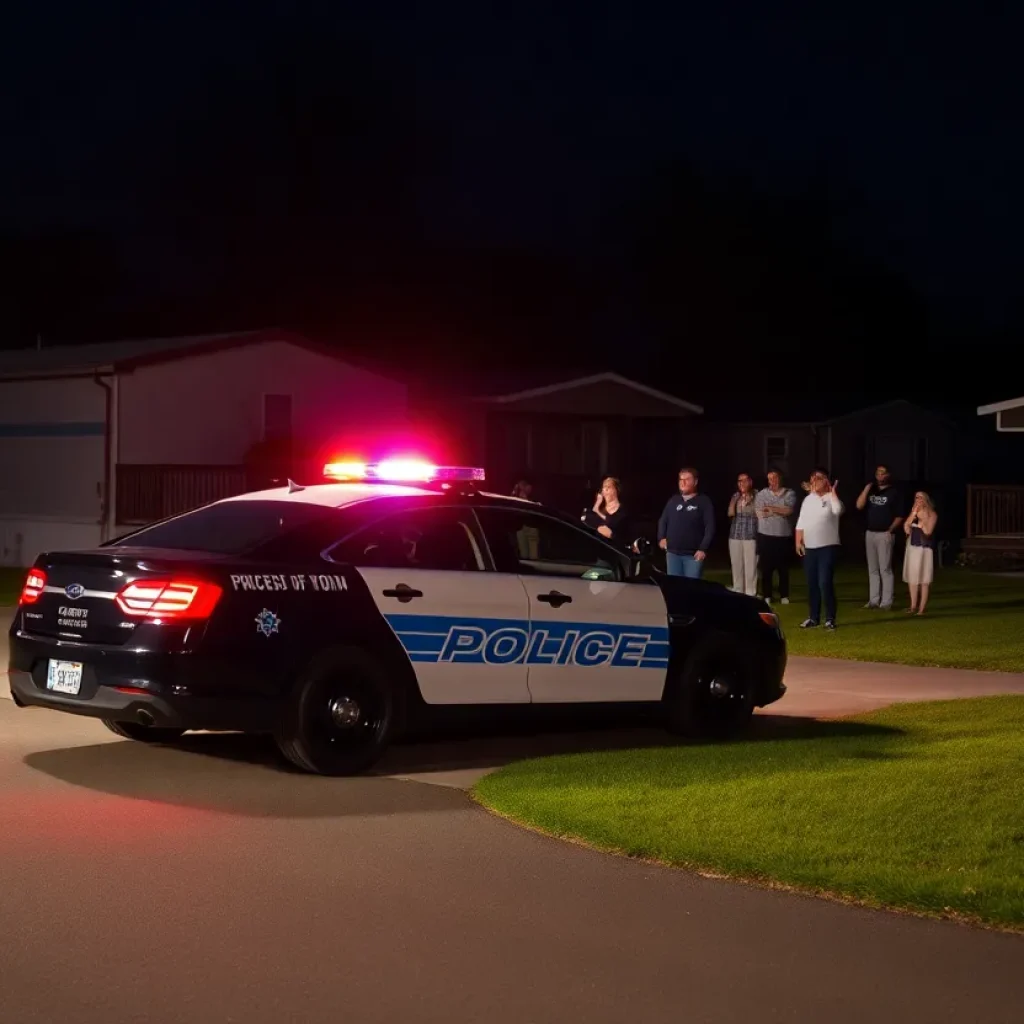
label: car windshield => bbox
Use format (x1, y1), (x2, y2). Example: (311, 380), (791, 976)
(108, 500), (339, 555)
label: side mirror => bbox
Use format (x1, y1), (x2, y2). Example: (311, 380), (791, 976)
(631, 536), (652, 557)
(629, 538), (653, 580)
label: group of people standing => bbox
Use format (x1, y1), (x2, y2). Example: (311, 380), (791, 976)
(725, 468), (797, 604)
(854, 466), (939, 616)
(574, 462), (939, 627)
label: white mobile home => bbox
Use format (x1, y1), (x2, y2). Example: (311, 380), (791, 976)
(0, 330), (408, 566)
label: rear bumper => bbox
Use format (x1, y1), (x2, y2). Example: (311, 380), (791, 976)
(7, 631), (284, 732)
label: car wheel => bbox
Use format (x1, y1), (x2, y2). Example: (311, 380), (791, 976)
(275, 648), (395, 776)
(664, 635), (756, 738)
(102, 719), (186, 743)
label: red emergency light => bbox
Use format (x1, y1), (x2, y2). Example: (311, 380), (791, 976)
(322, 458), (485, 485)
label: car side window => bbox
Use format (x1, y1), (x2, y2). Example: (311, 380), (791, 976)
(328, 506), (485, 572)
(477, 507), (627, 581)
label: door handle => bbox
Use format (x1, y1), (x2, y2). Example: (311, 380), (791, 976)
(537, 590), (572, 608)
(382, 585), (423, 603)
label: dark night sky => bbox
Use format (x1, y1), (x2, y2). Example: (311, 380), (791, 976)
(1, 5), (1021, 409)
(395, 10), (1021, 318)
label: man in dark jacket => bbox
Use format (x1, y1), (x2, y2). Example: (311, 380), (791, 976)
(658, 467), (716, 578)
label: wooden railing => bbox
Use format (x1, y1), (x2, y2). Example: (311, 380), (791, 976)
(966, 484), (1024, 538)
(116, 465), (249, 524)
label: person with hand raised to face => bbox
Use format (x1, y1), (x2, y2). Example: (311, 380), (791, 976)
(902, 491), (938, 615)
(582, 476), (631, 546)
(855, 464), (904, 610)
(728, 472), (759, 596)
(795, 468), (845, 630)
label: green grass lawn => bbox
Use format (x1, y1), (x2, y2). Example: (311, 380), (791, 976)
(702, 565), (1024, 672)
(474, 696), (1024, 929)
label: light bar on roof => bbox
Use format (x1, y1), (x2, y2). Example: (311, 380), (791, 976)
(322, 459), (485, 484)
(322, 460), (368, 480)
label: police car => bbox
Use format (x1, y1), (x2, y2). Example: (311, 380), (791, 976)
(8, 460), (786, 775)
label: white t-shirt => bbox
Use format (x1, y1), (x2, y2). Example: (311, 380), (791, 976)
(796, 492), (845, 548)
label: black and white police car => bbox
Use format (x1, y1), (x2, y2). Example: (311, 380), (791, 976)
(8, 460), (786, 775)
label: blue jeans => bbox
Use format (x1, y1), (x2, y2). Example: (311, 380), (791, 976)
(804, 545), (839, 622)
(666, 552), (704, 579)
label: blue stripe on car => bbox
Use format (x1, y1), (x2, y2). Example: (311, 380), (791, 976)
(385, 614), (670, 668)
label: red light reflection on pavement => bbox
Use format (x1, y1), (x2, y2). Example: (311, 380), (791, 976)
(0, 789), (225, 849)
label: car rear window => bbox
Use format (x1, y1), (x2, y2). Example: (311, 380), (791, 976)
(109, 501), (340, 555)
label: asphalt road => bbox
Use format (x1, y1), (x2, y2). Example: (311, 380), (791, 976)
(4, 694), (1024, 1022)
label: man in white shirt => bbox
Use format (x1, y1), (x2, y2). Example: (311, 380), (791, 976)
(795, 467), (844, 630)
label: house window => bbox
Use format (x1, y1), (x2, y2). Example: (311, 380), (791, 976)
(263, 394), (292, 443)
(764, 435), (789, 472)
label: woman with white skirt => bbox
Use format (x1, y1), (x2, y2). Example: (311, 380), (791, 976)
(902, 491), (938, 615)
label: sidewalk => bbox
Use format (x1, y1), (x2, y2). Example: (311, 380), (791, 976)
(768, 655), (1024, 719)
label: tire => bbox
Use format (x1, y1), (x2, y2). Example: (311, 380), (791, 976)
(664, 634), (756, 739)
(275, 647), (396, 776)
(102, 719), (186, 743)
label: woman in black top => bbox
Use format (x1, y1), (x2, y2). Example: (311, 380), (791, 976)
(582, 477), (631, 546)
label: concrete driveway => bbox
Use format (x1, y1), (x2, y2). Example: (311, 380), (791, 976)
(2, 700), (1023, 1024)
(4, 605), (1024, 1021)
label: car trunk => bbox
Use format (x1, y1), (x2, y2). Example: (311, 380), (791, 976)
(21, 548), (230, 647)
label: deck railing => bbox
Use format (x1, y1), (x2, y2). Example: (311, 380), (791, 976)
(116, 465), (249, 525)
(966, 484), (1024, 538)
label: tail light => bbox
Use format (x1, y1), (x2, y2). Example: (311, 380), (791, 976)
(115, 579), (223, 621)
(19, 569), (47, 605)
(759, 611), (780, 628)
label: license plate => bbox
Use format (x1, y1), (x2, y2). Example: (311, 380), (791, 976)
(46, 660), (84, 695)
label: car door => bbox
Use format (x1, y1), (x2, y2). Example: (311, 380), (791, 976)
(475, 506), (670, 703)
(327, 505), (531, 704)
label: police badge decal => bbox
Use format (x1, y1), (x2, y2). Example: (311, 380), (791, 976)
(254, 609), (281, 637)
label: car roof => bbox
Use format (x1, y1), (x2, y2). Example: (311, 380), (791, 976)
(215, 482), (540, 511)
(217, 482), (436, 507)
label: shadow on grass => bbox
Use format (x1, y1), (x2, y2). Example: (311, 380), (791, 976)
(955, 598), (1024, 612)
(22, 706), (901, 804)
(373, 708), (900, 777)
(813, 618), (918, 630)
(806, 604), (1024, 626)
